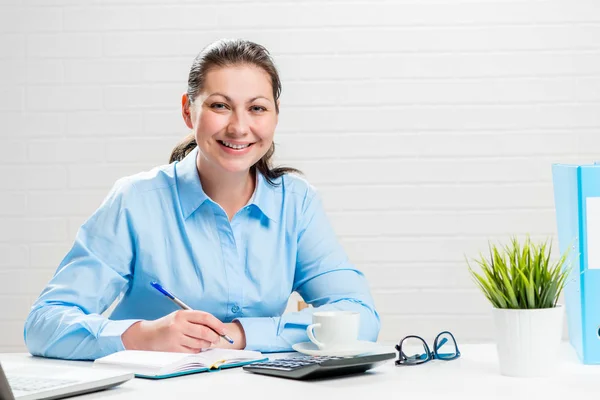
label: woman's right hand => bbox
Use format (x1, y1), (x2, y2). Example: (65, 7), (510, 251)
(121, 310), (228, 353)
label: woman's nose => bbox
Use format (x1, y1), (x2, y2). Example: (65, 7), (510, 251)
(226, 111), (250, 136)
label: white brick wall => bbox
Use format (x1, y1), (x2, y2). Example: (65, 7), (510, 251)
(1, 0), (600, 352)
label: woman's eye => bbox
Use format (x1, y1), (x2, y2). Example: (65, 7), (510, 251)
(210, 103), (227, 110)
(251, 105), (267, 112)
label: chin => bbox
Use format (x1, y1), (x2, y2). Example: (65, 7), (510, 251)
(218, 160), (256, 174)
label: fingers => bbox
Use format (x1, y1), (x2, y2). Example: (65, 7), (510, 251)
(180, 334), (213, 351)
(183, 322), (221, 345)
(180, 310), (228, 336)
(177, 345), (203, 354)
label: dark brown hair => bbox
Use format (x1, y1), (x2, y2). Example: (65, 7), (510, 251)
(169, 38), (300, 185)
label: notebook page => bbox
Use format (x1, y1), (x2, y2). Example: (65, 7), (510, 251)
(94, 348), (265, 376)
(191, 348), (265, 368)
(94, 350), (198, 371)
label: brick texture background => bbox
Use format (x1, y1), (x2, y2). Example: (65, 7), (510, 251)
(1, 0), (599, 352)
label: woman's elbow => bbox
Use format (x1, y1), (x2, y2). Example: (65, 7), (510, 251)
(23, 307), (74, 359)
(23, 310), (47, 357)
(24, 337), (46, 358)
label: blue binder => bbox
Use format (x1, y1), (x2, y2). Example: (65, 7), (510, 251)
(552, 162), (600, 364)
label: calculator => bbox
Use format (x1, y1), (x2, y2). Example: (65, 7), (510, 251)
(242, 353), (396, 380)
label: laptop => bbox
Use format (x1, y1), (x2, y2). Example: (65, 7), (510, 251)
(0, 361), (133, 400)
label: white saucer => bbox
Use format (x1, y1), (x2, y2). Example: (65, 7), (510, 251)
(292, 340), (382, 357)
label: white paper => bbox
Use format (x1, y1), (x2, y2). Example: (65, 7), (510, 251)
(93, 348), (264, 375)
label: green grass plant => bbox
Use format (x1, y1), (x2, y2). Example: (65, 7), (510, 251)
(467, 236), (571, 309)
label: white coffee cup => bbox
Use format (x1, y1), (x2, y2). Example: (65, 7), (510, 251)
(306, 311), (360, 350)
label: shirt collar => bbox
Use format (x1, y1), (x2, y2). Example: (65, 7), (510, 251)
(249, 171), (279, 222)
(176, 146), (279, 222)
(176, 147), (210, 219)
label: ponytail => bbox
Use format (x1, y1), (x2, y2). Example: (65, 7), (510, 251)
(169, 134), (197, 164)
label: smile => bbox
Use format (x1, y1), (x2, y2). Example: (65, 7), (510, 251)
(218, 140), (253, 150)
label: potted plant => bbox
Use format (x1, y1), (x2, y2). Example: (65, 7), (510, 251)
(467, 235), (571, 377)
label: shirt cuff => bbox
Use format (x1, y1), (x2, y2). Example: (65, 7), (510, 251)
(235, 315), (311, 353)
(235, 317), (280, 352)
(97, 319), (141, 356)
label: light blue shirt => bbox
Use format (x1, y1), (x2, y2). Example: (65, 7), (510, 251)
(24, 147), (380, 360)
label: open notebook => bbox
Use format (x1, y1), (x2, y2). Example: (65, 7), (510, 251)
(93, 348), (268, 379)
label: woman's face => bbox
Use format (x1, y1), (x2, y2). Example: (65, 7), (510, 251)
(182, 64), (278, 175)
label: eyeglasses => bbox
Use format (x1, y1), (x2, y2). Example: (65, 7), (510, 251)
(395, 331), (461, 366)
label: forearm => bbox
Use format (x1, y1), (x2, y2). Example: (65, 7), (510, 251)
(24, 304), (139, 361)
(236, 299), (380, 352)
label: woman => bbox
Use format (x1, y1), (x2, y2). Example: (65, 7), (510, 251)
(24, 39), (380, 360)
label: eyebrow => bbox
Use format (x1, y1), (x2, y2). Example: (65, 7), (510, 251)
(208, 92), (272, 103)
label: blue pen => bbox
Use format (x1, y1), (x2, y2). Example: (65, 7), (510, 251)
(150, 281), (235, 344)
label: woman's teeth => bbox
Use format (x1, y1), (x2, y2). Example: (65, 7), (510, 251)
(220, 140), (251, 150)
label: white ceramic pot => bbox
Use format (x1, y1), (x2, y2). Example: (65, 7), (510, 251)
(492, 305), (564, 377)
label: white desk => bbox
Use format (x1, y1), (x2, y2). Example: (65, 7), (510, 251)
(2, 343), (600, 400)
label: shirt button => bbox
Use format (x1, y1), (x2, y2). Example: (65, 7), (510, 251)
(231, 305), (240, 313)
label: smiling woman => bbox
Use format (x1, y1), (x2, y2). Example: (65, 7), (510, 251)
(23, 38), (381, 361)
(169, 40), (298, 184)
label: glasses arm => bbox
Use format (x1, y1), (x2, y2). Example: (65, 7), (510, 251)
(435, 337), (448, 351)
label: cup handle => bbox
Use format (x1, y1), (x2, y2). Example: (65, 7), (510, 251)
(306, 323), (325, 348)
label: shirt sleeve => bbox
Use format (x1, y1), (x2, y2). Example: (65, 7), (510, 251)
(23, 178), (141, 361)
(237, 188), (381, 352)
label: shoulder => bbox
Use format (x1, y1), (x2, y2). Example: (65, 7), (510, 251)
(277, 173), (321, 212)
(102, 162), (177, 208)
(279, 172), (316, 195)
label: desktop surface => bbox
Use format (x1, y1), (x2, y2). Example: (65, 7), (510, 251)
(1, 343), (600, 400)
